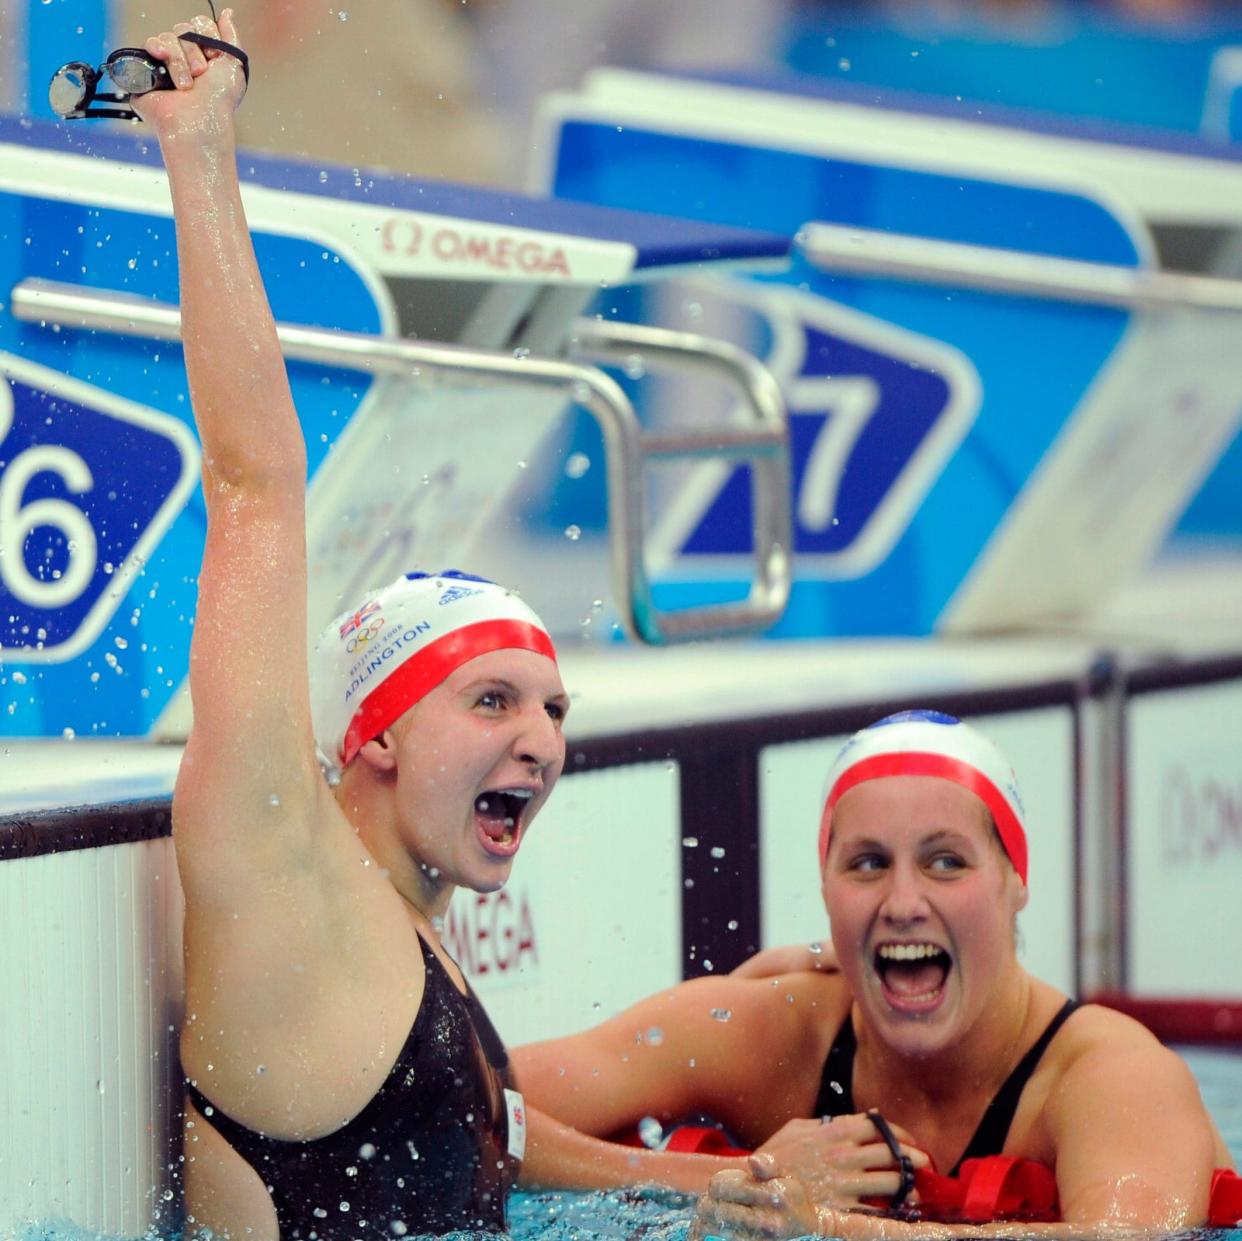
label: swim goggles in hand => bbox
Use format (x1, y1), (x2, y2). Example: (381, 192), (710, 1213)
(49, 32), (248, 121)
(867, 1109), (919, 1217)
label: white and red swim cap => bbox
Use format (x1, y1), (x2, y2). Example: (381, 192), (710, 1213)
(310, 571), (557, 771)
(817, 710), (1028, 884)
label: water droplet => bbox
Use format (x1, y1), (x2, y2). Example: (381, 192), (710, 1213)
(255, 1064), (266, 1075)
(62, 727), (75, 740)
(337, 8), (349, 18)
(637, 1116), (663, 1149)
(808, 941), (823, 955)
(565, 452), (591, 479)
(838, 57), (852, 71)
(268, 793), (281, 807)
(318, 170), (329, 183)
(645, 1027), (664, 1046)
(624, 354), (646, 380)
(512, 346), (530, 360)
(391, 1223), (408, 1236)
(126, 257), (137, 270)
(710, 846), (725, 859)
(563, 524), (581, 541)
(114, 635), (128, 650)
(711, 1008), (733, 1022)
(682, 300), (703, 321)
(359, 1143), (377, 1160)
(682, 836), (699, 848)
(11, 671), (26, 685)
(727, 919), (739, 931)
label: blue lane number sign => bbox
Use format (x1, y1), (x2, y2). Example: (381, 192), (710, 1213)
(0, 354), (198, 663)
(654, 285), (981, 577)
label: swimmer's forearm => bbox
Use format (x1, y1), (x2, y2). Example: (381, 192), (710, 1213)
(521, 1105), (744, 1195)
(159, 121), (305, 491)
(820, 1210), (1178, 1241)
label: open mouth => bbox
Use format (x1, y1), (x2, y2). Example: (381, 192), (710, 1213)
(873, 942), (952, 1007)
(473, 788), (534, 854)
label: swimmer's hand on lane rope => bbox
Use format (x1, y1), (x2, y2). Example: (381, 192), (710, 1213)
(130, 9), (247, 130)
(749, 1112), (928, 1213)
(690, 1168), (824, 1241)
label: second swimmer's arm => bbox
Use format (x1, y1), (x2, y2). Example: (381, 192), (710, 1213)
(521, 1104), (744, 1195)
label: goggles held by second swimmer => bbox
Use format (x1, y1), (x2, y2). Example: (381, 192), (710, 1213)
(49, 32), (249, 121)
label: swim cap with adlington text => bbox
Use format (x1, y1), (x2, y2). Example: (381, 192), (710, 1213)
(310, 571), (557, 771)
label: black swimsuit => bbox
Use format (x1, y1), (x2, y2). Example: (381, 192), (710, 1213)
(186, 936), (518, 1237)
(814, 999), (1080, 1174)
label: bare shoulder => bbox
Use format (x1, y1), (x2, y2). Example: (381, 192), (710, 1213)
(1047, 1001), (1205, 1109)
(1058, 1001), (1179, 1063)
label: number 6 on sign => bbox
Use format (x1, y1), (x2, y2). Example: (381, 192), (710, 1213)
(0, 354), (198, 663)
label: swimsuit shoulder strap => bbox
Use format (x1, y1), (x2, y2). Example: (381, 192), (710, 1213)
(952, 998), (1081, 1174)
(813, 1013), (857, 1118)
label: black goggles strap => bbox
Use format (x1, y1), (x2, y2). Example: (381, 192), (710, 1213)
(178, 31), (249, 85)
(866, 1109), (918, 1216)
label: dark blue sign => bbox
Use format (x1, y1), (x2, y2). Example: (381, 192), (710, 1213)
(0, 360), (196, 661)
(684, 316), (960, 562)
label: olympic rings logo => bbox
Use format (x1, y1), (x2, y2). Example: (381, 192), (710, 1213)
(346, 617), (386, 652)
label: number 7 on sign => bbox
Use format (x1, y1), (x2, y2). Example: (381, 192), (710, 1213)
(795, 375), (880, 535)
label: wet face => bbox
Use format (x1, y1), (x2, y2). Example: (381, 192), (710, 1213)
(821, 775), (1028, 1058)
(387, 647), (568, 894)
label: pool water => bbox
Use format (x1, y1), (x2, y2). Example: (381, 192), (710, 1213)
(1182, 1047), (1242, 1159)
(17, 1047), (1242, 1241)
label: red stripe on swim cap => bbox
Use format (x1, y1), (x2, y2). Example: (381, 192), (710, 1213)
(817, 751), (1028, 884)
(341, 619), (558, 767)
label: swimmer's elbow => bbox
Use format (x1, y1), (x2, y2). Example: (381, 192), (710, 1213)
(203, 440), (306, 495)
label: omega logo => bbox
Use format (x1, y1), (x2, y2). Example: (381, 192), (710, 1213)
(380, 220), (572, 277)
(444, 888), (538, 978)
(1160, 763), (1242, 865)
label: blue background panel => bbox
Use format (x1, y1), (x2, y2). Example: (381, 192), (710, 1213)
(0, 183), (384, 738)
(550, 118), (1136, 636)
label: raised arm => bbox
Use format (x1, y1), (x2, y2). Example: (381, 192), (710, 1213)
(135, 13), (323, 876)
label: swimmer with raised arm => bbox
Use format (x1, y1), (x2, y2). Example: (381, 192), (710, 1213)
(134, 15), (568, 1238)
(132, 17), (786, 1235)
(516, 711), (1232, 1238)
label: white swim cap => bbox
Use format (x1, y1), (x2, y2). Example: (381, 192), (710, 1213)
(817, 710), (1028, 884)
(310, 571), (557, 771)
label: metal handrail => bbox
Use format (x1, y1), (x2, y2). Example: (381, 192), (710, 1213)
(799, 222), (1242, 311)
(11, 277), (789, 643)
(570, 319), (791, 642)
